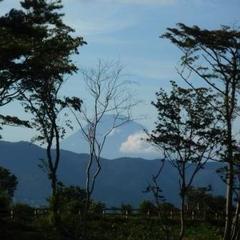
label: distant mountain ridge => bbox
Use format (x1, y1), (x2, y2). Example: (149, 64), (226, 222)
(61, 114), (158, 159)
(0, 141), (225, 207)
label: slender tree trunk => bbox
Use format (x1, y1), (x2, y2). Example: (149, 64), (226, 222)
(235, 227), (240, 240)
(81, 195), (91, 240)
(224, 117), (234, 240)
(82, 152), (94, 240)
(179, 190), (186, 240)
(231, 200), (240, 240)
(224, 165), (233, 240)
(50, 171), (59, 226)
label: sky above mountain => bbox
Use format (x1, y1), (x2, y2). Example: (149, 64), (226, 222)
(0, 0), (239, 146)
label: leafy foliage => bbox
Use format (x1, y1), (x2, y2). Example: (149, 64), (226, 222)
(139, 200), (156, 215)
(50, 184), (87, 214)
(186, 186), (226, 214)
(148, 81), (223, 239)
(0, 166), (17, 200)
(149, 82), (223, 192)
(121, 203), (133, 215)
(162, 24), (240, 239)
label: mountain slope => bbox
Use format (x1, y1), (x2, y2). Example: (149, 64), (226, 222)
(0, 141), (224, 207)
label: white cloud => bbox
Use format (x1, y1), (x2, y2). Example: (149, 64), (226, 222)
(125, 57), (177, 81)
(120, 131), (158, 154)
(65, 16), (137, 37)
(62, 0), (139, 37)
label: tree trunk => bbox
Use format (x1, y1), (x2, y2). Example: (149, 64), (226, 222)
(224, 117), (234, 240)
(231, 199), (240, 240)
(81, 199), (90, 240)
(179, 191), (186, 240)
(224, 163), (233, 239)
(51, 172), (59, 226)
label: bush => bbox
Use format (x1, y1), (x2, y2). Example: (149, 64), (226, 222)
(121, 203), (133, 215)
(139, 200), (156, 216)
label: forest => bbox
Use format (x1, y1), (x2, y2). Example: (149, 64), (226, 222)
(0, 0), (240, 240)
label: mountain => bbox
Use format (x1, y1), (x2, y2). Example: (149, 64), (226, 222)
(61, 115), (158, 159)
(0, 141), (224, 207)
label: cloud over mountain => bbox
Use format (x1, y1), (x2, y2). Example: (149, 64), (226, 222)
(120, 131), (158, 155)
(61, 115), (160, 159)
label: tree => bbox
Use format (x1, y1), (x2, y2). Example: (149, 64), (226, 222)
(67, 60), (135, 212)
(208, 195), (226, 214)
(144, 159), (165, 209)
(148, 82), (222, 240)
(13, 0), (86, 227)
(0, 166), (17, 201)
(89, 201), (105, 216)
(185, 186), (211, 211)
(185, 186), (226, 219)
(143, 159), (174, 239)
(53, 184), (87, 214)
(0, 8), (27, 106)
(121, 203), (133, 215)
(0, 166), (17, 228)
(0, 4), (34, 136)
(139, 200), (156, 216)
(46, 184), (85, 240)
(162, 24), (240, 240)
(66, 60), (135, 239)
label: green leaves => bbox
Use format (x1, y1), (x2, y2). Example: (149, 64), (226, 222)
(0, 166), (18, 200)
(149, 82), (224, 193)
(14, 0), (86, 146)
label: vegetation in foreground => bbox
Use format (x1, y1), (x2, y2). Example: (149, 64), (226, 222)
(0, 175), (226, 240)
(1, 210), (223, 240)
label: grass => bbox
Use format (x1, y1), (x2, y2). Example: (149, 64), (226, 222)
(1, 213), (223, 240)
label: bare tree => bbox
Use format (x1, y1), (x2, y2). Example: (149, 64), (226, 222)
(67, 60), (136, 211)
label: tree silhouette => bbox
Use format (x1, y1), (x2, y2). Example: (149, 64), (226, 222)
(66, 60), (136, 239)
(13, 0), (86, 227)
(162, 24), (240, 239)
(149, 82), (222, 240)
(67, 60), (135, 212)
(0, 4), (33, 135)
(0, 166), (17, 201)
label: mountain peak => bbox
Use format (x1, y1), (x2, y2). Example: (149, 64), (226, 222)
(62, 115), (158, 159)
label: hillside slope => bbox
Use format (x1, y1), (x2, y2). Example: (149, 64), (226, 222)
(0, 141), (224, 207)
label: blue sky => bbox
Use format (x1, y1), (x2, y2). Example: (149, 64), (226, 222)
(0, 0), (240, 143)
